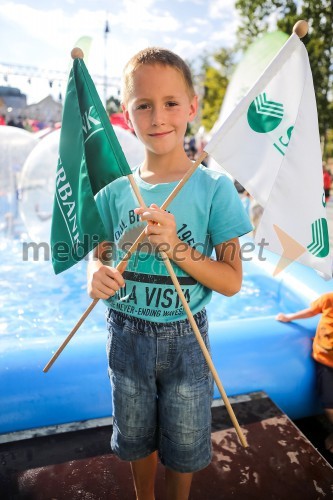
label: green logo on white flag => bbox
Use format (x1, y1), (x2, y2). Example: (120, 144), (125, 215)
(247, 93), (284, 133)
(307, 218), (330, 258)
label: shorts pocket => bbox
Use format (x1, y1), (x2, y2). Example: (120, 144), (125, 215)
(107, 317), (140, 398)
(177, 323), (213, 400)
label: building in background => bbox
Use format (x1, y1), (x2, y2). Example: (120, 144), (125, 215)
(0, 86), (27, 120)
(0, 87), (62, 128)
(24, 95), (62, 127)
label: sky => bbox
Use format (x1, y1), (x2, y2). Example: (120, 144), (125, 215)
(0, 0), (240, 105)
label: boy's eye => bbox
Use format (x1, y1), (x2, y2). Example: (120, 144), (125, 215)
(136, 103), (150, 110)
(166, 101), (178, 107)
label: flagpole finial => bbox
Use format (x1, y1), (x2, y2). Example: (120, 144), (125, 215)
(292, 20), (308, 38)
(71, 47), (84, 59)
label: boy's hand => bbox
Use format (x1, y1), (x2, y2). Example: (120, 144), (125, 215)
(89, 264), (125, 300)
(134, 204), (180, 257)
(276, 313), (291, 322)
(315, 343), (330, 354)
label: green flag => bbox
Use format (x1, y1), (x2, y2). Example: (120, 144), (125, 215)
(51, 57), (132, 274)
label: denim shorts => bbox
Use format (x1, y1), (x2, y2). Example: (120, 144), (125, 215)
(106, 308), (214, 473)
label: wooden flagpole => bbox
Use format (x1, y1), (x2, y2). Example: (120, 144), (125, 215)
(160, 254), (248, 447)
(44, 149), (247, 446)
(126, 174), (247, 446)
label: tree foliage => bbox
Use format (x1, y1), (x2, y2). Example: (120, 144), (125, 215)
(200, 49), (234, 132)
(236, 0), (298, 50)
(235, 0), (333, 152)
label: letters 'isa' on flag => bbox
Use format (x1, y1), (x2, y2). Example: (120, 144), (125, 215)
(205, 33), (332, 279)
(51, 57), (132, 274)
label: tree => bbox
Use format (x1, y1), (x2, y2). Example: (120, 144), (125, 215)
(296, 1), (333, 148)
(200, 48), (234, 132)
(236, 1), (298, 50)
(235, 0), (333, 152)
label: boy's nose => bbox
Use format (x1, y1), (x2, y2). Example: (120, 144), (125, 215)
(152, 108), (165, 126)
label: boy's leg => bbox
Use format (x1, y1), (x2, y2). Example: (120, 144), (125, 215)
(324, 408), (333, 452)
(131, 451), (158, 500)
(316, 362), (333, 453)
(165, 468), (193, 500)
(157, 310), (213, 497)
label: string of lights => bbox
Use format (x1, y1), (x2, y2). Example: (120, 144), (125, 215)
(0, 61), (120, 90)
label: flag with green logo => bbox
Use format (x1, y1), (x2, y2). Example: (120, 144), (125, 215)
(205, 33), (332, 278)
(51, 57), (132, 274)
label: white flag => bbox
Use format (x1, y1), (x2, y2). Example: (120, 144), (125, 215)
(205, 33), (332, 279)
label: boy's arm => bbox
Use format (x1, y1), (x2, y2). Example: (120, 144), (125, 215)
(135, 204), (242, 297)
(87, 242), (125, 300)
(167, 237), (242, 297)
(276, 308), (317, 322)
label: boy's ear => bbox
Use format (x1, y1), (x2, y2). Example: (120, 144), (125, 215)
(122, 104), (132, 127)
(188, 95), (198, 123)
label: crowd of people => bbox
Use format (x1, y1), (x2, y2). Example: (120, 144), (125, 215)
(0, 113), (56, 132)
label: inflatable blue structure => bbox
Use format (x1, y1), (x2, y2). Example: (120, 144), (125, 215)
(0, 239), (331, 435)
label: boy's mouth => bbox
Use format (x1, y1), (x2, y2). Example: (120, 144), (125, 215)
(148, 131), (173, 137)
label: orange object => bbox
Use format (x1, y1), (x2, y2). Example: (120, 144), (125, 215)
(311, 293), (333, 368)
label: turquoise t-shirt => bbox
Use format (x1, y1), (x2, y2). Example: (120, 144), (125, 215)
(95, 165), (252, 322)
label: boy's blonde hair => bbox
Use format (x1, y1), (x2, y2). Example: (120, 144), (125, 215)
(121, 47), (195, 104)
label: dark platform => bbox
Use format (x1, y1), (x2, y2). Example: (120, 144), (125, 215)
(1, 392), (333, 499)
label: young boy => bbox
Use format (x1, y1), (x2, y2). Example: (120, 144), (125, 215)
(88, 47), (252, 500)
(276, 292), (333, 454)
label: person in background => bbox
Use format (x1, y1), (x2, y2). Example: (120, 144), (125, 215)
(323, 161), (332, 204)
(187, 145), (197, 161)
(276, 292), (333, 453)
(233, 180), (253, 222)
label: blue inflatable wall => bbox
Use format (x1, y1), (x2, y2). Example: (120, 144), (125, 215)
(0, 242), (331, 434)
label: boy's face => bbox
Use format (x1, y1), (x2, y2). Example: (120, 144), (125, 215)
(122, 64), (197, 157)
